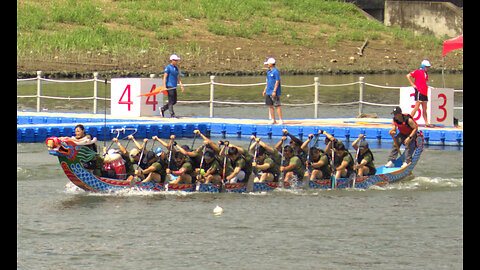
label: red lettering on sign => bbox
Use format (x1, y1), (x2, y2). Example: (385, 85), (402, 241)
(437, 93), (447, 122)
(118, 85), (133, 111)
(146, 84), (158, 111)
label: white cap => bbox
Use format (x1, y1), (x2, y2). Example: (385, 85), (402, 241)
(130, 148), (139, 157)
(264, 57), (276, 65)
(421, 59), (431, 67)
(170, 54), (180, 61)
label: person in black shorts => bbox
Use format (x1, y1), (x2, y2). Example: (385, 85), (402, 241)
(262, 57), (284, 125)
(407, 59), (433, 127)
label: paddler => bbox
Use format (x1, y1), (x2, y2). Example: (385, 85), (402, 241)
(128, 136), (157, 170)
(386, 107), (418, 168)
(223, 143), (253, 184)
(252, 146), (280, 183)
(197, 150), (223, 185)
(166, 152), (195, 184)
(302, 132), (332, 181)
(138, 147), (168, 184)
(280, 145), (306, 183)
(352, 134), (376, 176)
(324, 131), (354, 180)
(112, 137), (136, 184)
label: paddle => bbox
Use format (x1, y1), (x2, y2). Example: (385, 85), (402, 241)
(191, 131), (198, 149)
(352, 136), (364, 188)
(220, 142), (229, 192)
(306, 132), (321, 174)
(138, 86), (169, 97)
(136, 140), (148, 171)
(330, 140), (337, 189)
(104, 128), (122, 154)
(278, 138), (286, 187)
(390, 133), (405, 163)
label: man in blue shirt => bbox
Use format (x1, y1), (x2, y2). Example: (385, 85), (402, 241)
(262, 57), (283, 125)
(161, 54), (184, 118)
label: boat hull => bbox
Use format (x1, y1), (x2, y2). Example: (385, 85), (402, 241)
(48, 132), (424, 193)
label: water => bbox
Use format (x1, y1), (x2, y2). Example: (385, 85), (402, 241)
(17, 73), (463, 121)
(17, 138), (462, 270)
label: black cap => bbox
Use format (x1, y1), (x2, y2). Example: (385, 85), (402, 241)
(334, 141), (346, 151)
(391, 106), (402, 115)
(204, 151), (214, 160)
(359, 141), (369, 150)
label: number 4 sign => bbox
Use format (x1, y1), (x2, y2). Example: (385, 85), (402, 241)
(111, 78), (163, 117)
(399, 87), (454, 127)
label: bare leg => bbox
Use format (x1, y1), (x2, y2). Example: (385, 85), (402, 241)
(410, 101), (421, 118)
(269, 106), (276, 124)
(421, 101), (430, 126)
(276, 106), (283, 122)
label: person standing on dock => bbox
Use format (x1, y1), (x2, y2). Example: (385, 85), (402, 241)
(161, 54), (184, 118)
(263, 57), (283, 125)
(407, 59), (433, 127)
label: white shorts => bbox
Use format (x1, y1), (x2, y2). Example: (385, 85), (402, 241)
(228, 170), (246, 183)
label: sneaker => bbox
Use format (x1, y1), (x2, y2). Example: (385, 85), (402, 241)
(278, 120), (284, 125)
(401, 162), (409, 168)
(160, 107), (165, 117)
(385, 161), (395, 168)
(269, 120), (277, 125)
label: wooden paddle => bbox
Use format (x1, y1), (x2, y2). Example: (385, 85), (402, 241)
(220, 142), (229, 192)
(138, 86), (168, 97)
(390, 133), (405, 163)
(352, 137), (364, 188)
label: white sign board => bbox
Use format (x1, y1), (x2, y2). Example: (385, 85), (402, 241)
(399, 87), (454, 127)
(111, 78), (163, 117)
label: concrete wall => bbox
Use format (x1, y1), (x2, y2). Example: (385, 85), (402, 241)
(384, 1), (463, 38)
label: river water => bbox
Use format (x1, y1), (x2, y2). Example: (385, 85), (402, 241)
(17, 73), (462, 269)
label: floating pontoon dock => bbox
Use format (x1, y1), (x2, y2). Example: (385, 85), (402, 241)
(17, 111), (463, 146)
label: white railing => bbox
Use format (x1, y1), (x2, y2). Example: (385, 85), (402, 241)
(17, 71), (463, 117)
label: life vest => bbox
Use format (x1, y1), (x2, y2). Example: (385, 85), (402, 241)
(394, 114), (416, 135)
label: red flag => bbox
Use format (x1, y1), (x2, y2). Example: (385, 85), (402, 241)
(443, 35), (463, 56)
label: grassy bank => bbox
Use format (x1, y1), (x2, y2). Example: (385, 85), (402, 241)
(17, 0), (461, 76)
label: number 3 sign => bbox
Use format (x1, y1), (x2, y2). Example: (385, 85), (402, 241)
(399, 87), (454, 127)
(111, 78), (163, 117)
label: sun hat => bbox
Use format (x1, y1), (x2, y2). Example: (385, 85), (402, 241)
(264, 57), (276, 65)
(170, 54), (180, 61)
(421, 59), (431, 67)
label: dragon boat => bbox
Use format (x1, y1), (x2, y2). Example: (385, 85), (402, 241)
(46, 131), (424, 193)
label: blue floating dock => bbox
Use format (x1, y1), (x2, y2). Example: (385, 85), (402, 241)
(17, 111), (463, 146)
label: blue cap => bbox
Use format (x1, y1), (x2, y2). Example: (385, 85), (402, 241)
(154, 147), (163, 156)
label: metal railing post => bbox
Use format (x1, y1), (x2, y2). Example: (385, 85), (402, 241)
(358, 76), (365, 116)
(36, 71), (43, 112)
(210, 75), (215, 117)
(93, 72), (98, 114)
(314, 77), (319, 118)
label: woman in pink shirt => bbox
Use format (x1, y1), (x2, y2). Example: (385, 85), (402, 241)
(407, 59), (433, 127)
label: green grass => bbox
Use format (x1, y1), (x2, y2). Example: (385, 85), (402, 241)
(17, 0), (443, 61)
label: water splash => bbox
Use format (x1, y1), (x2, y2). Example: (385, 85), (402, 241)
(369, 176), (463, 191)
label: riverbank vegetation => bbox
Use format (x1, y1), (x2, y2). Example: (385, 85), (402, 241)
(17, 0), (462, 77)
